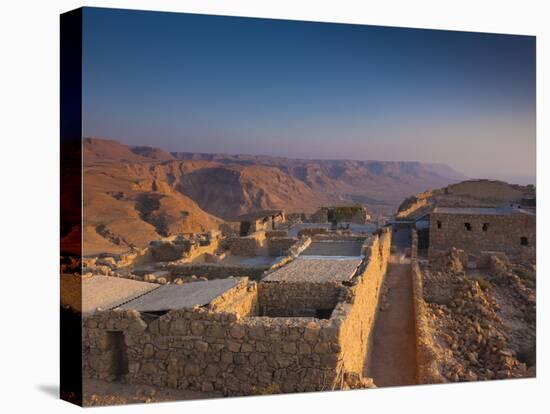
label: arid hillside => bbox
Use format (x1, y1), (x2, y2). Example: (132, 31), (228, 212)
(396, 180), (536, 219)
(172, 151), (466, 213)
(83, 161), (223, 255)
(83, 138), (465, 254)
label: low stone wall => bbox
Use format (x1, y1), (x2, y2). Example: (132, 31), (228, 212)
(258, 281), (342, 317)
(313, 234), (368, 242)
(266, 230), (288, 238)
(411, 230), (444, 384)
(335, 229), (391, 375)
(165, 263), (268, 281)
(227, 232), (266, 256)
(297, 227), (328, 237)
(267, 237), (298, 257)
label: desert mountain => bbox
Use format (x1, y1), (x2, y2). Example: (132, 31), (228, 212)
(169, 152), (466, 215)
(396, 180), (536, 220)
(83, 138), (466, 254)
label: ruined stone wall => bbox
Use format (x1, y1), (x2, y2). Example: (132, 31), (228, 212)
(410, 230), (444, 384)
(209, 282), (259, 317)
(334, 229), (391, 375)
(258, 281), (342, 317)
(312, 234), (367, 242)
(297, 227), (328, 237)
(166, 263), (268, 281)
(266, 230), (288, 239)
(227, 231), (266, 256)
(429, 212), (535, 260)
(310, 208), (328, 223)
(267, 237), (298, 257)
(349, 209), (368, 224)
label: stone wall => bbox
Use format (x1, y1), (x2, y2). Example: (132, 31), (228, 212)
(429, 211), (535, 261)
(265, 230), (288, 239)
(227, 231), (266, 256)
(267, 237), (298, 257)
(209, 282), (259, 317)
(335, 229), (391, 375)
(165, 263), (269, 281)
(84, 309), (342, 395)
(297, 227), (328, 237)
(258, 281), (342, 317)
(83, 232), (392, 395)
(411, 230), (444, 384)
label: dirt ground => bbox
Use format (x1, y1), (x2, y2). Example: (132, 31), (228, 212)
(367, 254), (417, 387)
(83, 378), (221, 406)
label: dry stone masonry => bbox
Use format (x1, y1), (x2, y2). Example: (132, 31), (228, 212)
(82, 229), (392, 395)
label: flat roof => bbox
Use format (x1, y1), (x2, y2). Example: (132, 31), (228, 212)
(119, 278), (244, 312)
(301, 240), (364, 257)
(263, 257), (362, 283)
(61, 275), (159, 315)
(433, 207), (535, 216)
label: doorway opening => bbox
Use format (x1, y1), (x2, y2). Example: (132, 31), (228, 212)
(106, 331), (129, 380)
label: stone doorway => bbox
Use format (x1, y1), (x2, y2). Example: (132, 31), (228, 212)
(106, 331), (129, 380)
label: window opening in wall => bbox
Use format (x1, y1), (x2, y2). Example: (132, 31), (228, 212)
(482, 223), (489, 232)
(436, 220), (442, 229)
(464, 222), (472, 231)
(520, 237), (529, 246)
(106, 331), (129, 380)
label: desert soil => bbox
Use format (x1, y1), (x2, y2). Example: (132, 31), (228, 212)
(83, 378), (221, 406)
(368, 254), (417, 386)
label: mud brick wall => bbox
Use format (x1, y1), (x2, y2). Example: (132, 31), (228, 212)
(333, 230), (391, 375)
(429, 212), (535, 260)
(258, 282), (342, 317)
(411, 230), (444, 383)
(267, 237), (298, 257)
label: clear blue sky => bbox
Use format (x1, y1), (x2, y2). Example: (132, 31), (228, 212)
(82, 7), (536, 184)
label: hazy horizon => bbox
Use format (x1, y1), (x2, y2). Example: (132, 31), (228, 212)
(82, 8), (536, 185)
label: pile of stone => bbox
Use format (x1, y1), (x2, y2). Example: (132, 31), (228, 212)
(128, 271), (209, 285)
(429, 247), (467, 273)
(489, 255), (536, 324)
(427, 277), (530, 382)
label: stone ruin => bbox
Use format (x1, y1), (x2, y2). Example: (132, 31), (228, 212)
(82, 229), (392, 395)
(410, 230), (536, 384)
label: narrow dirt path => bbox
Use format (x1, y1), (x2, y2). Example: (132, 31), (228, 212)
(367, 254), (417, 387)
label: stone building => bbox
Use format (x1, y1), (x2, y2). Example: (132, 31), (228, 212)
(82, 229), (392, 397)
(237, 210), (286, 236)
(310, 205), (370, 224)
(428, 207), (536, 260)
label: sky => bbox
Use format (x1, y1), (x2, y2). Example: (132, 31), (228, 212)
(82, 7), (536, 184)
